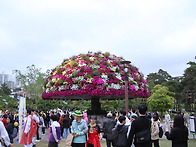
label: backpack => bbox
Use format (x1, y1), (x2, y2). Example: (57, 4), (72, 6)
(11, 127), (18, 139)
(135, 129), (151, 143)
(114, 125), (128, 146)
(159, 126), (163, 138)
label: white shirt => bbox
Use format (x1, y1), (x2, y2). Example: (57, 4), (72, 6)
(24, 115), (32, 134)
(0, 121), (10, 147)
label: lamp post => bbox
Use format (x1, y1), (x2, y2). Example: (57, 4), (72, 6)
(121, 61), (131, 116)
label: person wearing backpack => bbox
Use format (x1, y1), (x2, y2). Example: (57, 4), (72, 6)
(5, 116), (15, 147)
(151, 115), (160, 147)
(112, 116), (128, 147)
(103, 112), (117, 147)
(126, 104), (152, 147)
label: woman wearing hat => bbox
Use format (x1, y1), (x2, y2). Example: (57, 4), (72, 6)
(86, 116), (102, 147)
(71, 110), (88, 147)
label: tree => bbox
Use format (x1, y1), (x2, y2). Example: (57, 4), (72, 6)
(13, 64), (50, 107)
(182, 61), (196, 111)
(146, 69), (171, 92)
(147, 85), (175, 119)
(0, 83), (11, 95)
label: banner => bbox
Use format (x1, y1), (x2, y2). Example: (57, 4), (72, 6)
(190, 115), (196, 134)
(18, 96), (26, 143)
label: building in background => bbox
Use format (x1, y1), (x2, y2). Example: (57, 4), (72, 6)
(0, 73), (16, 90)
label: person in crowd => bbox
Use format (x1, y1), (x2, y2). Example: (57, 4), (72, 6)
(71, 110), (88, 147)
(20, 109), (36, 147)
(46, 111), (50, 128)
(147, 112), (152, 120)
(13, 111), (19, 122)
(165, 114), (188, 147)
(165, 111), (171, 129)
(130, 109), (138, 119)
(83, 111), (88, 124)
(2, 114), (8, 128)
(103, 112), (116, 147)
(0, 120), (12, 147)
(151, 115), (160, 147)
(34, 111), (41, 142)
(39, 113), (46, 135)
(40, 111), (47, 133)
(86, 116), (102, 147)
(183, 111), (190, 128)
(5, 116), (14, 147)
(63, 114), (71, 139)
(48, 115), (61, 147)
(112, 116), (128, 147)
(126, 104), (152, 147)
(59, 114), (64, 137)
(119, 110), (131, 126)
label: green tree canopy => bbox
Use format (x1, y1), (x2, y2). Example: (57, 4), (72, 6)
(13, 64), (50, 106)
(147, 85), (175, 118)
(0, 83), (11, 95)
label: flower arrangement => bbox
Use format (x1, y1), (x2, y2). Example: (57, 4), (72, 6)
(42, 52), (150, 99)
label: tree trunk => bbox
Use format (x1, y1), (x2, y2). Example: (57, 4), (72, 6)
(91, 96), (101, 114)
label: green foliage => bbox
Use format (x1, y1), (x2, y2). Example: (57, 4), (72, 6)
(101, 100), (118, 111)
(0, 83), (11, 95)
(13, 64), (50, 105)
(182, 61), (196, 91)
(147, 85), (175, 114)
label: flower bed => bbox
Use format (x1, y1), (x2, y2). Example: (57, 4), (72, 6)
(42, 52), (150, 99)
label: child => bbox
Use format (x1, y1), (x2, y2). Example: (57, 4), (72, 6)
(48, 115), (61, 147)
(86, 116), (102, 147)
(112, 116), (128, 147)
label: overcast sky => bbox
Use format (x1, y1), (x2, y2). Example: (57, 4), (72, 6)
(0, 0), (195, 78)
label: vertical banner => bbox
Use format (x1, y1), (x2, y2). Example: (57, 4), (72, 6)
(190, 115), (196, 134)
(18, 96), (26, 143)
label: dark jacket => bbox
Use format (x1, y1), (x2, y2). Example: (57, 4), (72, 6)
(63, 117), (71, 128)
(126, 116), (151, 147)
(112, 124), (128, 147)
(103, 118), (117, 140)
(6, 123), (14, 143)
(165, 126), (188, 147)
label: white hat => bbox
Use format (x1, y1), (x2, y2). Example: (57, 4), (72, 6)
(107, 112), (112, 117)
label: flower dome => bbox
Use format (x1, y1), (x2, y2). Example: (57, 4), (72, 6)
(42, 52), (150, 100)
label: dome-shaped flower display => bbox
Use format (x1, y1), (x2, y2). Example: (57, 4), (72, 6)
(42, 52), (150, 100)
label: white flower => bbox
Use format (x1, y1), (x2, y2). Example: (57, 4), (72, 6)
(46, 88), (50, 93)
(90, 65), (100, 69)
(71, 84), (79, 90)
(115, 73), (122, 80)
(62, 71), (66, 75)
(129, 77), (133, 81)
(77, 76), (84, 81)
(101, 74), (108, 82)
(134, 85), (139, 90)
(108, 83), (121, 90)
(89, 57), (95, 61)
(52, 78), (56, 83)
(59, 86), (65, 91)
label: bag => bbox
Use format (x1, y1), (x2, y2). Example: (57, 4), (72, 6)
(11, 127), (18, 139)
(135, 129), (150, 143)
(159, 126), (163, 138)
(39, 119), (43, 125)
(114, 125), (128, 146)
(65, 133), (74, 146)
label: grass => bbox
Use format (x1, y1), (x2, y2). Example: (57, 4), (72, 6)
(13, 139), (196, 147)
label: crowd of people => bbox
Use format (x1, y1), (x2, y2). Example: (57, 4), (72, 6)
(0, 105), (192, 147)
